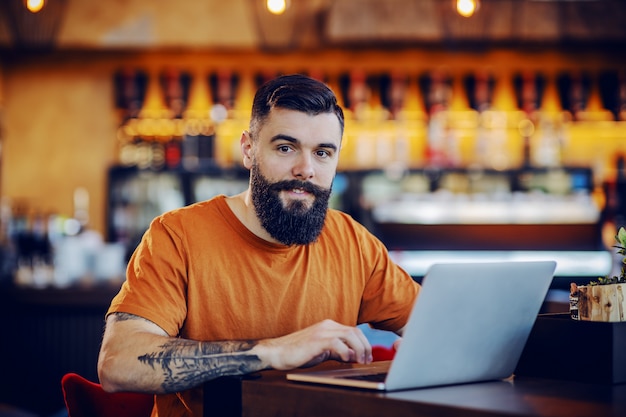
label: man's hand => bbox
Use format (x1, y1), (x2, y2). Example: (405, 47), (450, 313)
(255, 319), (373, 370)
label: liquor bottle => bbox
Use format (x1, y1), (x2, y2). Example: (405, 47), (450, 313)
(338, 70), (371, 120)
(616, 154), (626, 229)
(513, 71), (546, 117)
(598, 70), (626, 121)
(182, 124), (216, 172)
(419, 70), (453, 167)
(464, 71), (497, 167)
(463, 71), (495, 113)
(113, 68), (148, 121)
(0, 198), (16, 285)
(513, 71), (545, 168)
(556, 71), (591, 121)
(160, 69), (192, 119)
(209, 70), (240, 113)
(164, 136), (183, 170)
(379, 71), (409, 120)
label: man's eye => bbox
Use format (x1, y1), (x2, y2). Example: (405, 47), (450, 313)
(316, 150), (332, 158)
(277, 145), (292, 153)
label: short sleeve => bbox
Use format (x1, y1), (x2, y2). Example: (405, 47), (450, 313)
(107, 215), (189, 337)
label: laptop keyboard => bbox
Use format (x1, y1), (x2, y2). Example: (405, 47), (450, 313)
(344, 372), (388, 382)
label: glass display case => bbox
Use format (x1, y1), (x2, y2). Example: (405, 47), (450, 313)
(350, 165), (611, 289)
(106, 165), (250, 259)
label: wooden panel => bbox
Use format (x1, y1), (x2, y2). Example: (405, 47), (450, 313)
(324, 0), (626, 46)
(326, 0), (442, 44)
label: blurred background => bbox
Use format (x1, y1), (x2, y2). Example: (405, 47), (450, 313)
(0, 0), (625, 415)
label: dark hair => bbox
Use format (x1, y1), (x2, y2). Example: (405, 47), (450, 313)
(249, 74), (345, 138)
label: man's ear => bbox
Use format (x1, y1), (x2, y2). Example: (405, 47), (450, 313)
(241, 130), (253, 169)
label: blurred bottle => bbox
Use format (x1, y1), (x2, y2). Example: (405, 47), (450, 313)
(379, 71), (409, 120)
(164, 136), (183, 170)
(114, 68), (148, 122)
(464, 71), (497, 167)
(12, 203), (34, 286)
(513, 71), (546, 168)
(182, 121), (216, 172)
(0, 198), (16, 285)
(464, 71), (495, 113)
(209, 70), (239, 119)
(598, 70), (626, 121)
(419, 70), (453, 167)
(160, 69), (192, 119)
(6, 203), (58, 288)
(533, 118), (562, 168)
(600, 154), (626, 252)
(339, 69), (371, 120)
(30, 209), (54, 287)
(616, 154), (626, 229)
(556, 71), (591, 121)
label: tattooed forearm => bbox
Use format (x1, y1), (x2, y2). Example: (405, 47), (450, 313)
(106, 312), (263, 391)
(138, 339), (263, 392)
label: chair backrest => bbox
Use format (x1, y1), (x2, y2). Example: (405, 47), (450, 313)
(61, 373), (154, 417)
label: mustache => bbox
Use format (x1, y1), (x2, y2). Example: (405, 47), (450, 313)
(268, 179), (331, 199)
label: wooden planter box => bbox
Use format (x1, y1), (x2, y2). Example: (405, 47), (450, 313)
(515, 313), (626, 385)
(573, 283), (626, 322)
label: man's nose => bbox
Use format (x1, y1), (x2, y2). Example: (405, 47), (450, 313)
(292, 153), (314, 180)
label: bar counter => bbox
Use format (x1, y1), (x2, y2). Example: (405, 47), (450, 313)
(237, 362), (626, 417)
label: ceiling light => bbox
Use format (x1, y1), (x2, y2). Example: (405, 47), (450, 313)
(267, 0), (289, 15)
(25, 0), (45, 13)
(456, 0), (480, 18)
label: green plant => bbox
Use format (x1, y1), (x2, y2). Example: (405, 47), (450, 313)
(588, 227), (626, 286)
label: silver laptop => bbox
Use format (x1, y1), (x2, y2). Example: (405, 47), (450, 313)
(287, 261), (556, 391)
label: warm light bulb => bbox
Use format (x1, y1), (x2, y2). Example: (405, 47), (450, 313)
(456, 0), (479, 18)
(267, 0), (287, 15)
(25, 0), (45, 13)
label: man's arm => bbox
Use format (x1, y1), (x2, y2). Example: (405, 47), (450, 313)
(98, 312), (372, 394)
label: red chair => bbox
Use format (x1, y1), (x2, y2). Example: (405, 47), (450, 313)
(61, 373), (154, 417)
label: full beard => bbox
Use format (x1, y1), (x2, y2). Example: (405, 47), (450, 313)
(250, 163), (332, 246)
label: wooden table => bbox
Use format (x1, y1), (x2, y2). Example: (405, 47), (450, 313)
(234, 362), (626, 417)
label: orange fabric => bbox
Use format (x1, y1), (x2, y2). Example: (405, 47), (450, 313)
(107, 195), (420, 417)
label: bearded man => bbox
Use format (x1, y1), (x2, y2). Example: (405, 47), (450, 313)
(97, 74), (420, 417)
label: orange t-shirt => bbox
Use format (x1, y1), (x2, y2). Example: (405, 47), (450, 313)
(107, 195), (420, 417)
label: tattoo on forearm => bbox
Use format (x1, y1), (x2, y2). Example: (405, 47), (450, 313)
(138, 339), (263, 392)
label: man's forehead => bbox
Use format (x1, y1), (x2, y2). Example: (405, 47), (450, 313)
(261, 108), (342, 142)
